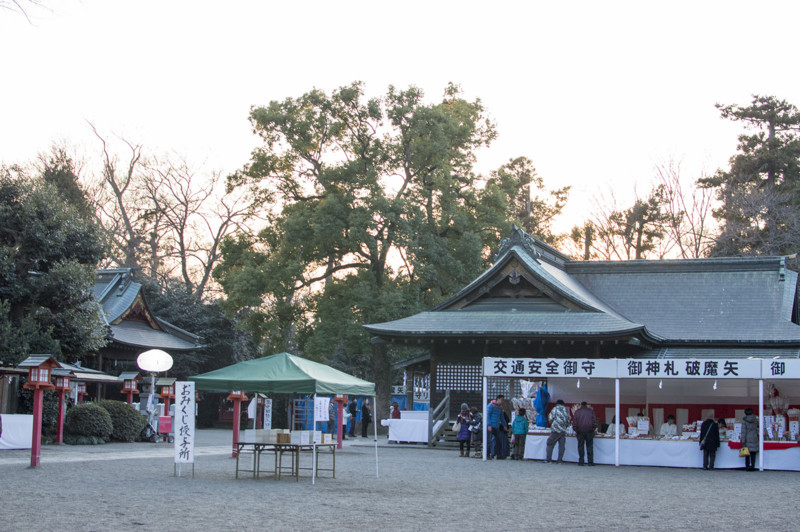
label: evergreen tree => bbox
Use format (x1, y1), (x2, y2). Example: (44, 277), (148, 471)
(702, 95), (800, 256)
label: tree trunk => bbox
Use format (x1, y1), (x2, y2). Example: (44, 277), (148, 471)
(370, 336), (391, 435)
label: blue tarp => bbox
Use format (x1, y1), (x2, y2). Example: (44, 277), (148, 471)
(534, 385), (550, 427)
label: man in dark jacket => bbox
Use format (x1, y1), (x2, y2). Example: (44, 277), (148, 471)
(361, 399), (372, 438)
(572, 401), (597, 466)
(348, 398), (358, 437)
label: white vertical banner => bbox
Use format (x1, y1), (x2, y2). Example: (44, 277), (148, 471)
(263, 398), (272, 429)
(314, 396), (331, 423)
(174, 381), (195, 464)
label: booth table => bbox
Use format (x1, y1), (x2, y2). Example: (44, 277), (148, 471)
(235, 442), (336, 481)
(381, 419), (429, 443)
(523, 434), (800, 471)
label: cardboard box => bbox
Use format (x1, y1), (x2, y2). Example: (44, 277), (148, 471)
(321, 433), (333, 444)
(276, 433), (291, 444)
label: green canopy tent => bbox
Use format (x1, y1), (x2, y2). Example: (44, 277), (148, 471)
(190, 352), (378, 481)
(190, 352), (375, 395)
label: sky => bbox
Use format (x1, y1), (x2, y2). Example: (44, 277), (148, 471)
(2, 1), (800, 232)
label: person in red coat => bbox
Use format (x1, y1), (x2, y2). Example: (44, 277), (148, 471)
(571, 402), (597, 466)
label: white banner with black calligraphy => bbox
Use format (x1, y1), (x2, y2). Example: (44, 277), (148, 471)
(314, 396), (331, 423)
(173, 381), (195, 464)
(483, 358), (617, 379)
(761, 359), (800, 379)
(621, 358), (760, 379)
(263, 398), (272, 430)
(483, 357), (762, 379)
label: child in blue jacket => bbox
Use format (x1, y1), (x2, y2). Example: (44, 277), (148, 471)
(511, 408), (529, 460)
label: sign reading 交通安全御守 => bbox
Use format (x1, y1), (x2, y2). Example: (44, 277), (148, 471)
(174, 381), (195, 464)
(483, 358), (764, 379)
(483, 358), (617, 378)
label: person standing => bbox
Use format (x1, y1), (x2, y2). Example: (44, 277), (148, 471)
(511, 407), (529, 460)
(340, 403), (349, 440)
(456, 403), (472, 457)
(740, 408), (760, 471)
(468, 406), (482, 457)
(572, 401), (597, 466)
(699, 417), (720, 470)
(361, 399), (372, 438)
(328, 400), (337, 435)
(546, 399), (570, 463)
(486, 395), (508, 459)
(348, 398), (358, 437)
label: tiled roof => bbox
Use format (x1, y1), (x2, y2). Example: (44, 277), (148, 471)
(110, 320), (197, 351)
(365, 226), (800, 346)
(94, 269), (199, 350)
(570, 261), (800, 342)
(364, 310), (645, 338)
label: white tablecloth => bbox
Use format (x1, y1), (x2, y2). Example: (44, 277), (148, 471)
(381, 419), (429, 443)
(399, 411), (428, 421)
(0, 414), (33, 450)
(523, 435), (800, 471)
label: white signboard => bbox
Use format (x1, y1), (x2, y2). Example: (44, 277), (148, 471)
(263, 398), (272, 430)
(482, 357), (762, 379)
(761, 359), (800, 379)
(621, 358), (760, 379)
(173, 381), (195, 464)
(483, 357), (617, 378)
(314, 397), (331, 423)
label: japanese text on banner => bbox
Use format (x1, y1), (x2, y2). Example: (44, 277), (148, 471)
(483, 358), (617, 378)
(173, 381), (195, 464)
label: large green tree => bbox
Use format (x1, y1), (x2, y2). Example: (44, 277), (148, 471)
(216, 82), (566, 420)
(702, 95), (800, 256)
(0, 165), (108, 366)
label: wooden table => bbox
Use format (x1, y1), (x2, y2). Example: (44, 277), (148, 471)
(235, 442), (336, 481)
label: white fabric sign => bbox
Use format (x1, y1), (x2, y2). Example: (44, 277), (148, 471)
(483, 357), (617, 378)
(621, 358), (760, 379)
(314, 397), (331, 423)
(263, 398), (272, 429)
(483, 357), (762, 379)
(173, 381), (195, 464)
(762, 359), (800, 379)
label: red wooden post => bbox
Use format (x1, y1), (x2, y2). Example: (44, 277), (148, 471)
(54, 375), (71, 445)
(31, 388), (44, 466)
(56, 390), (66, 443)
(19, 356), (60, 468)
(335, 394), (347, 449)
(256, 395), (264, 430)
(76, 382), (87, 404)
(226, 391), (248, 457)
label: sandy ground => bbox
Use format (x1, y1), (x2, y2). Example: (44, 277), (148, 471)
(0, 429), (796, 531)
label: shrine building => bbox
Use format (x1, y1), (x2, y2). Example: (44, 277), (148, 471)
(364, 226), (800, 418)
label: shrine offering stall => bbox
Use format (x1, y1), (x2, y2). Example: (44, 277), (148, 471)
(482, 356), (800, 471)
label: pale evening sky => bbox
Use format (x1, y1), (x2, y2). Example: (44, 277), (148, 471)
(2, 1), (799, 232)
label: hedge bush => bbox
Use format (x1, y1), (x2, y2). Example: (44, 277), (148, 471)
(97, 400), (146, 442)
(65, 403), (112, 442)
